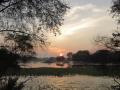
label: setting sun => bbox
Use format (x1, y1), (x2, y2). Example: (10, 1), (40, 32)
(59, 53), (63, 56)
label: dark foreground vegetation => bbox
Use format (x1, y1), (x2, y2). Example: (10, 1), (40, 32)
(0, 66), (119, 77)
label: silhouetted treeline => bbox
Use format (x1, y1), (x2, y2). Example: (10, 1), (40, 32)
(72, 50), (120, 64)
(0, 47), (20, 73)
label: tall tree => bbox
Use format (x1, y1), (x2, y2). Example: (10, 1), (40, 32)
(0, 0), (69, 73)
(0, 0), (69, 55)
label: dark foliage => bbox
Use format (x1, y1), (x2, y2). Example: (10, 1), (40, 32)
(92, 50), (113, 64)
(72, 50), (90, 62)
(0, 0), (69, 53)
(94, 0), (120, 52)
(72, 50), (120, 64)
(111, 0), (120, 23)
(0, 47), (20, 74)
(0, 77), (22, 90)
(0, 77), (31, 90)
(95, 31), (120, 51)
(0, 0), (69, 73)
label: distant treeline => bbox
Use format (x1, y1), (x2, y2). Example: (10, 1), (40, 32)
(72, 50), (120, 64)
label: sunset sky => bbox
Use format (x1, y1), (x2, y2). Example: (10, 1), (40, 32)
(37, 0), (117, 57)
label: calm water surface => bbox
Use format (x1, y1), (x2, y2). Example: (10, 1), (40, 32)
(19, 75), (115, 90)
(21, 62), (69, 68)
(19, 62), (119, 90)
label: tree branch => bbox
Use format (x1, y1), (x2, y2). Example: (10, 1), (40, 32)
(0, 0), (22, 12)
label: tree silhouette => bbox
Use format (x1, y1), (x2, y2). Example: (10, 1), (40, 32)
(72, 50), (90, 61)
(0, 0), (69, 73)
(111, 0), (120, 23)
(71, 49), (120, 64)
(95, 32), (120, 51)
(0, 0), (69, 54)
(67, 52), (73, 60)
(0, 1), (69, 89)
(94, 0), (120, 88)
(95, 0), (120, 51)
(92, 50), (112, 64)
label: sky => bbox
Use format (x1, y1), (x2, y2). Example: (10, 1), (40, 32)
(37, 0), (117, 57)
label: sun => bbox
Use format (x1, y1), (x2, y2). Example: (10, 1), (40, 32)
(59, 53), (63, 56)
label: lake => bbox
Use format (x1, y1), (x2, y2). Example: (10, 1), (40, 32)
(15, 62), (120, 90)
(19, 75), (115, 90)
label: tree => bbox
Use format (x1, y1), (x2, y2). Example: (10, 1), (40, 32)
(95, 31), (120, 51)
(0, 1), (69, 88)
(95, 0), (120, 51)
(111, 0), (120, 23)
(72, 50), (90, 61)
(0, 0), (69, 73)
(95, 0), (120, 88)
(0, 0), (69, 55)
(67, 52), (73, 60)
(92, 49), (112, 64)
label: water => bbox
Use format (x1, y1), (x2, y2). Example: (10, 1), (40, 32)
(19, 62), (119, 90)
(19, 75), (115, 90)
(21, 62), (69, 68)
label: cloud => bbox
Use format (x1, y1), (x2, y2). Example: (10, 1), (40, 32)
(48, 3), (116, 54)
(58, 3), (113, 37)
(60, 16), (113, 38)
(66, 4), (104, 20)
(38, 2), (116, 56)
